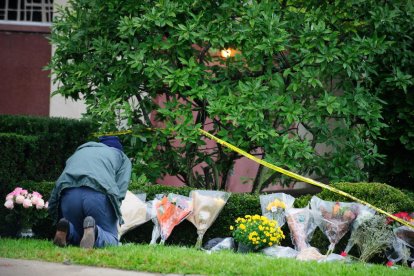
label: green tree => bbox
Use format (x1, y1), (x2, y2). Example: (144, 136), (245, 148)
(50, 0), (402, 192)
(361, 2), (414, 190)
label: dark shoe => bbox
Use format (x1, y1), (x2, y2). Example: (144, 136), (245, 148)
(80, 216), (96, 249)
(53, 218), (69, 247)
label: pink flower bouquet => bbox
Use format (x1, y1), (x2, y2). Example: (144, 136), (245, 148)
(4, 187), (49, 234)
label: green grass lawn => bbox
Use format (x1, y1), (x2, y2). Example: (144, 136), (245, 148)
(0, 238), (412, 275)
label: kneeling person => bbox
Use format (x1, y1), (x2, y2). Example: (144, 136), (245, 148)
(48, 136), (132, 248)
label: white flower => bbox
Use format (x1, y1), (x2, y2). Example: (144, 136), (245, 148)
(15, 195), (25, 204)
(22, 198), (32, 208)
(31, 196), (40, 205)
(4, 199), (14, 209)
(36, 199), (45, 209)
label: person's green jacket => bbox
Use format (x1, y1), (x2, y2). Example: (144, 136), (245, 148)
(48, 142), (132, 224)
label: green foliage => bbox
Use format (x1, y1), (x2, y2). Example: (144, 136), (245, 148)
(295, 182), (414, 213)
(0, 114), (98, 186)
(48, 0), (406, 191)
(351, 215), (393, 262)
(364, 2), (414, 190)
(0, 133), (39, 189)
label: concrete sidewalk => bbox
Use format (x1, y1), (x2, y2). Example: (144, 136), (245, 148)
(0, 258), (183, 276)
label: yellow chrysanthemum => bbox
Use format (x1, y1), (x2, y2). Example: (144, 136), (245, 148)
(266, 199), (287, 211)
(232, 214), (285, 250)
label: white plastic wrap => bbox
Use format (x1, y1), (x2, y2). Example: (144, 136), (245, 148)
(155, 193), (192, 244)
(318, 253), (346, 263)
(260, 193), (295, 228)
(187, 190), (231, 248)
(344, 204), (376, 253)
(296, 247), (325, 261)
(209, 237), (235, 252)
(285, 206), (317, 251)
(386, 226), (414, 265)
(149, 194), (164, 245)
(310, 196), (358, 254)
(118, 191), (151, 238)
(262, 245), (298, 259)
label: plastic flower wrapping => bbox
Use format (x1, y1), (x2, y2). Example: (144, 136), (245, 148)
(118, 191), (151, 238)
(260, 193), (295, 228)
(285, 206), (317, 252)
(310, 196), (359, 254)
(231, 214), (285, 251)
(343, 203), (376, 254)
(4, 187), (49, 232)
(152, 193), (192, 244)
(149, 194), (164, 245)
(187, 190), (230, 248)
(386, 225), (414, 265)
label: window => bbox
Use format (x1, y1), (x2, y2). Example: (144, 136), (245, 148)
(0, 0), (53, 23)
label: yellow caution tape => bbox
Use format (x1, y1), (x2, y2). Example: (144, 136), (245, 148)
(93, 129), (132, 137)
(198, 129), (414, 229)
(93, 127), (414, 229)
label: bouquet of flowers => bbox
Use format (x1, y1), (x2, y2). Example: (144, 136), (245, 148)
(231, 214), (285, 252)
(4, 187), (49, 234)
(187, 190), (230, 248)
(155, 193), (192, 244)
(386, 213), (414, 266)
(310, 196), (358, 254)
(286, 206), (317, 251)
(118, 191), (151, 238)
(343, 204), (376, 254)
(260, 193), (295, 228)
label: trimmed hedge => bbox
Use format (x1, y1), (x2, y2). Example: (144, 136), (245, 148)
(295, 182), (414, 213)
(0, 114), (98, 187)
(0, 133), (39, 189)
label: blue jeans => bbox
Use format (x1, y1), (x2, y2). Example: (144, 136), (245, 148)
(60, 186), (119, 247)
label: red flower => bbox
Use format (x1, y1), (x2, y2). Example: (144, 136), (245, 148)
(340, 251), (347, 257)
(387, 212), (413, 225)
(396, 212), (411, 220)
(386, 261), (393, 267)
